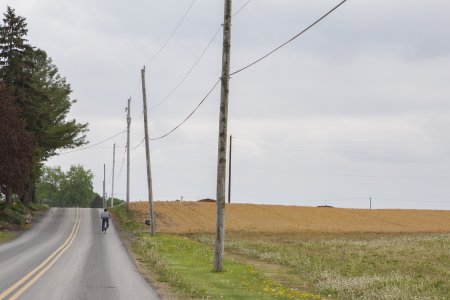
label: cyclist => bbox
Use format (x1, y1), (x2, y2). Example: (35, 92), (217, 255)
(101, 208), (111, 232)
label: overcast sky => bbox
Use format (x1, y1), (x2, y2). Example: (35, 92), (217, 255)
(4, 0), (450, 209)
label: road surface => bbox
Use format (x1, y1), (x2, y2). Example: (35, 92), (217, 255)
(0, 207), (160, 300)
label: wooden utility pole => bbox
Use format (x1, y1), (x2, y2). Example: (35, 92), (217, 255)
(214, 0), (232, 272)
(126, 98), (131, 212)
(141, 66), (155, 236)
(103, 163), (106, 208)
(111, 143), (116, 207)
(228, 135), (232, 204)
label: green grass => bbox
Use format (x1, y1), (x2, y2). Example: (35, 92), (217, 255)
(194, 233), (450, 299)
(110, 205), (142, 232)
(0, 231), (16, 244)
(111, 205), (319, 299)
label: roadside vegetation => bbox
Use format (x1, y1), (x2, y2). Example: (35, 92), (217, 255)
(35, 165), (95, 207)
(115, 201), (450, 299)
(0, 202), (48, 240)
(0, 6), (87, 205)
(0, 231), (15, 244)
(195, 232), (450, 299)
(111, 205), (319, 299)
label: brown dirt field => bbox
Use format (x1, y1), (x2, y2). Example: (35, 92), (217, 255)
(130, 201), (450, 234)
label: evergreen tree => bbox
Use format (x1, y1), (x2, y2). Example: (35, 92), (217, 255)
(0, 6), (88, 203)
(0, 81), (32, 203)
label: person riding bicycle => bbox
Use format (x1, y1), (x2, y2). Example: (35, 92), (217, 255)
(101, 208), (111, 232)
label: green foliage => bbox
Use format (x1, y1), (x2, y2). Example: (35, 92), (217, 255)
(0, 208), (26, 225)
(0, 6), (88, 203)
(112, 205), (318, 299)
(110, 205), (142, 232)
(0, 81), (32, 200)
(0, 202), (48, 231)
(107, 198), (125, 208)
(36, 165), (94, 207)
(0, 231), (15, 244)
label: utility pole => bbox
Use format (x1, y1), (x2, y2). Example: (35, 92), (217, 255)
(141, 66), (155, 236)
(126, 98), (131, 212)
(228, 135), (232, 204)
(111, 143), (116, 207)
(214, 0), (232, 272)
(103, 163), (106, 208)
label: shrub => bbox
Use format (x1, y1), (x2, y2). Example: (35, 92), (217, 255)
(0, 208), (26, 225)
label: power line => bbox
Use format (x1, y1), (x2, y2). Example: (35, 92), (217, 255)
(374, 197), (450, 204)
(145, 0), (197, 66)
(150, 79), (221, 141)
(117, 146), (127, 178)
(232, 145), (450, 156)
(57, 130), (126, 155)
(230, 0), (348, 76)
(234, 136), (450, 144)
(149, 26), (223, 111)
(131, 137), (145, 150)
(236, 165), (449, 180)
(149, 0), (253, 111)
(233, 0), (253, 17)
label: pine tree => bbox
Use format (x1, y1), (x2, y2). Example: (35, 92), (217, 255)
(0, 6), (88, 203)
(0, 81), (32, 203)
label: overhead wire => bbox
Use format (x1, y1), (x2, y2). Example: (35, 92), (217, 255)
(145, 0), (197, 66)
(149, 25), (223, 111)
(148, 0), (254, 111)
(230, 0), (348, 76)
(232, 0), (253, 17)
(235, 165), (449, 180)
(145, 0), (347, 142)
(116, 146), (127, 178)
(131, 137), (146, 150)
(57, 130), (127, 155)
(150, 79), (221, 140)
(232, 145), (450, 156)
(125, 0), (197, 108)
(233, 136), (450, 144)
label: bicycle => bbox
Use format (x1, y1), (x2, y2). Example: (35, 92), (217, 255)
(102, 218), (109, 233)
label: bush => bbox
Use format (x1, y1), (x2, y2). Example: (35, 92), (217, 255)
(28, 203), (49, 211)
(9, 203), (30, 215)
(0, 208), (26, 225)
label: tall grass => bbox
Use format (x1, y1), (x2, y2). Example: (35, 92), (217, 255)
(194, 233), (450, 299)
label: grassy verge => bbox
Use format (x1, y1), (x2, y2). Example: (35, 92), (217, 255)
(194, 232), (450, 299)
(111, 205), (319, 299)
(0, 231), (16, 244)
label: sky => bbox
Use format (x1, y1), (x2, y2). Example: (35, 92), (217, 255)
(3, 0), (450, 209)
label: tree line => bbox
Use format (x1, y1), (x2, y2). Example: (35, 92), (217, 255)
(0, 6), (87, 204)
(36, 165), (94, 207)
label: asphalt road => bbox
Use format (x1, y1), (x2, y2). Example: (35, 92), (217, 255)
(0, 207), (160, 300)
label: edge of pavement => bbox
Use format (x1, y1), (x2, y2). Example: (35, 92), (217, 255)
(110, 213), (178, 300)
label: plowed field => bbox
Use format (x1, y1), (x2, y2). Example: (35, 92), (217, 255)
(129, 201), (450, 234)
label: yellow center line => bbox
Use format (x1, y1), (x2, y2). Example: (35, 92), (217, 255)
(0, 208), (81, 300)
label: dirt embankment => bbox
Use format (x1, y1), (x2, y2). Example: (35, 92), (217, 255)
(129, 201), (450, 234)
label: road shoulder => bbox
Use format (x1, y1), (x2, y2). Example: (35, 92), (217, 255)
(111, 216), (177, 300)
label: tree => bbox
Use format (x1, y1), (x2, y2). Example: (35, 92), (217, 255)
(36, 165), (94, 207)
(0, 6), (88, 203)
(0, 81), (32, 203)
(60, 165), (94, 207)
(35, 165), (64, 206)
